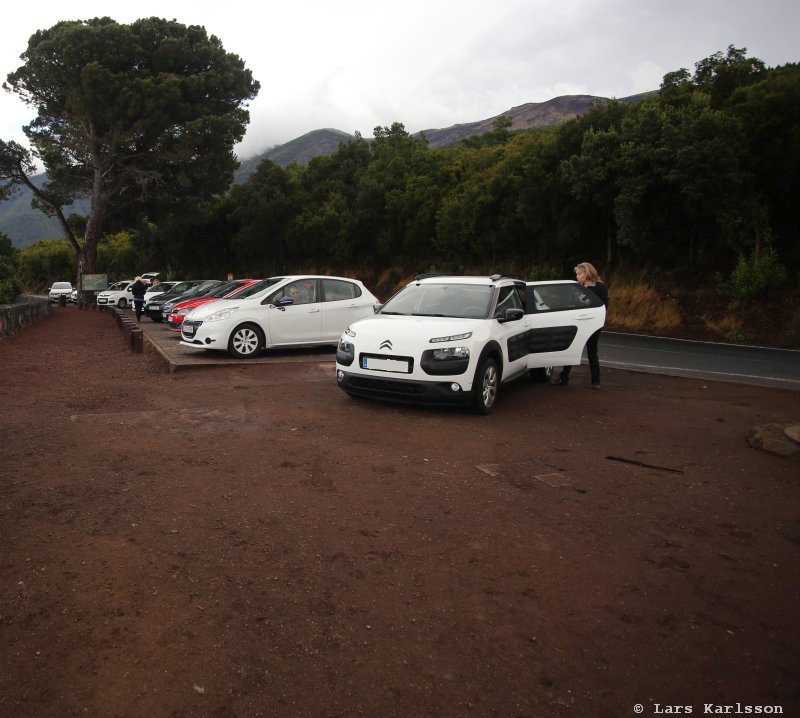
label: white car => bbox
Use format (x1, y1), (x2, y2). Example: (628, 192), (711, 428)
(96, 280), (133, 308)
(48, 281), (73, 303)
(335, 274), (606, 413)
(180, 275), (380, 358)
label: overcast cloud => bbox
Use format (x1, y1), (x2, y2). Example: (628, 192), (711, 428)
(1, 0), (798, 163)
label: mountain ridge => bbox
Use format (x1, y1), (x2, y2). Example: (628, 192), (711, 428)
(3, 92), (652, 248)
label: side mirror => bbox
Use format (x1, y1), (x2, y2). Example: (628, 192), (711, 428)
(498, 308), (524, 323)
(373, 303), (384, 314)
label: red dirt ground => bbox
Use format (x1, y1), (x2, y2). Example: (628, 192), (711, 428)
(1, 306), (799, 718)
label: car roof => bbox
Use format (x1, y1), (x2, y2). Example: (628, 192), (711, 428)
(412, 274), (522, 285)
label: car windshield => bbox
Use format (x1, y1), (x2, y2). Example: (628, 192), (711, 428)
(53, 282), (71, 290)
(109, 282), (128, 290)
(192, 281), (223, 297)
(226, 277), (285, 300)
(174, 281), (201, 294)
(380, 282), (493, 319)
(203, 280), (242, 298)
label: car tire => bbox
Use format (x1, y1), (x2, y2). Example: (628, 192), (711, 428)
(117, 298), (127, 308)
(228, 323), (265, 358)
(529, 366), (553, 383)
(471, 356), (499, 414)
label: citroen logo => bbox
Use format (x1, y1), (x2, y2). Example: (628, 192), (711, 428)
(379, 339), (393, 351)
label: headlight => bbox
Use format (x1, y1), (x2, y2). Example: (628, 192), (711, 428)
(205, 307), (239, 322)
(430, 331), (472, 343)
(432, 346), (470, 360)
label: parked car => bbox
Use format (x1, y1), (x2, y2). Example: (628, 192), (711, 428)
(48, 281), (73, 303)
(141, 281), (177, 305)
(166, 279), (260, 332)
(96, 280), (133, 308)
(143, 280), (218, 321)
(335, 274), (606, 413)
(180, 275), (379, 358)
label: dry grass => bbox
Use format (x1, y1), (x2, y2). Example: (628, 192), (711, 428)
(701, 312), (746, 339)
(607, 282), (682, 332)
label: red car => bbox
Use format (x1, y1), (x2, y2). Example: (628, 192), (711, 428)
(166, 279), (260, 332)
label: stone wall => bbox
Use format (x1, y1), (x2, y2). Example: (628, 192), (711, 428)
(0, 295), (52, 339)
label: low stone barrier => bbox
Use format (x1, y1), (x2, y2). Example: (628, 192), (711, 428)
(112, 307), (143, 353)
(0, 295), (52, 339)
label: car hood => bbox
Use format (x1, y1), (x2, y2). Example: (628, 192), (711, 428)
(187, 299), (244, 319)
(347, 314), (484, 348)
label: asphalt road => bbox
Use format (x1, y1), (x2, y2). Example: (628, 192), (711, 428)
(601, 331), (800, 389)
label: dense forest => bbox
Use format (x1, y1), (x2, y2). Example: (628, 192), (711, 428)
(2, 46), (799, 344)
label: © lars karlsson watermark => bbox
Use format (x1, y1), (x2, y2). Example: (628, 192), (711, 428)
(633, 704), (785, 715)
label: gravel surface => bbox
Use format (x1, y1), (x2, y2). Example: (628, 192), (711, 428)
(1, 306), (799, 717)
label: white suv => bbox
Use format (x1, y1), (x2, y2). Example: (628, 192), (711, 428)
(336, 274), (606, 413)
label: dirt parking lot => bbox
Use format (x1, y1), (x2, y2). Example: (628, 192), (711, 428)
(1, 306), (798, 718)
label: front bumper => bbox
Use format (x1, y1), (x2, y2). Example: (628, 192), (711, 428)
(336, 369), (473, 407)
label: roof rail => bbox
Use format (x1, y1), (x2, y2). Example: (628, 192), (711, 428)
(489, 273), (524, 281)
(414, 273), (456, 281)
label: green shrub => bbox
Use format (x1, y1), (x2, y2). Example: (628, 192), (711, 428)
(0, 253), (21, 304)
(726, 249), (787, 302)
(0, 277), (22, 304)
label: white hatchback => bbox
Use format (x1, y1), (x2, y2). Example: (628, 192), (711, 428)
(96, 280), (133, 308)
(180, 275), (379, 358)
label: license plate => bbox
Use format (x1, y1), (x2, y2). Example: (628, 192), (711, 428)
(362, 356), (410, 373)
(183, 325), (195, 337)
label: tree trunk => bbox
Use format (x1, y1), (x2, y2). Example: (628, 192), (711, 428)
(76, 183), (108, 303)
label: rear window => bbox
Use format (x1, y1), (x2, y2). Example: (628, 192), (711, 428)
(321, 279), (361, 302)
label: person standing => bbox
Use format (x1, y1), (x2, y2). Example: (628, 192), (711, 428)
(554, 262), (609, 389)
(131, 276), (147, 322)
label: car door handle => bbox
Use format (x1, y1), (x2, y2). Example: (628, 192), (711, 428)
(308, 308), (320, 313)
(576, 314), (595, 320)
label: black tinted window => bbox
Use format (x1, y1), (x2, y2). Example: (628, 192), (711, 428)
(527, 283), (603, 312)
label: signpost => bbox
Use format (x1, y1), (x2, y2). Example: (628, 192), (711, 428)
(81, 274), (108, 291)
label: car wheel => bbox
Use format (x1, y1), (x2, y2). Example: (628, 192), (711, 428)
(117, 298), (127, 308)
(228, 323), (264, 358)
(471, 356), (499, 414)
(529, 366), (553, 383)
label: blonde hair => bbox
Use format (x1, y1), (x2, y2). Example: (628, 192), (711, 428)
(575, 262), (601, 283)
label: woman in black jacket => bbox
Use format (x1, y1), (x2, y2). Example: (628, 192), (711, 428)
(555, 262), (609, 389)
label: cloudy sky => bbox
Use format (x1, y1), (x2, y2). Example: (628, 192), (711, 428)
(1, 0), (797, 163)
